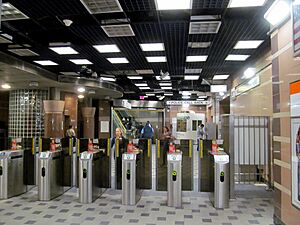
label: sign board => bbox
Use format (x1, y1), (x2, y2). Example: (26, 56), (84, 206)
(167, 153), (182, 161)
(39, 151), (50, 159)
(214, 154), (229, 163)
(293, 1), (300, 57)
(290, 80), (300, 209)
(80, 152), (91, 160)
(123, 153), (136, 160)
(122, 100), (132, 109)
(93, 139), (99, 144)
(166, 101), (208, 106)
(100, 121), (109, 133)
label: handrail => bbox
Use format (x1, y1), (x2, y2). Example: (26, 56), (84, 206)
(112, 109), (127, 136)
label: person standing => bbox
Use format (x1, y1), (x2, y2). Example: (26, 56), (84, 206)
(141, 121), (154, 139)
(197, 124), (206, 140)
(161, 126), (172, 166)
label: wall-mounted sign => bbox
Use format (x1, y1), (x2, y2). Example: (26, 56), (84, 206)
(166, 101), (208, 105)
(122, 100), (132, 109)
(293, 1), (300, 57)
(290, 80), (300, 209)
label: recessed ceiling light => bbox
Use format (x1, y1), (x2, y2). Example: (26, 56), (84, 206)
(146, 93), (155, 96)
(136, 69), (154, 74)
(60, 72), (79, 76)
(80, 0), (123, 14)
(182, 91), (191, 95)
(1, 3), (29, 21)
(50, 47), (78, 55)
(234, 40), (264, 49)
(34, 60), (58, 66)
(78, 95), (84, 99)
(69, 59), (93, 65)
(197, 95), (207, 98)
(225, 54), (250, 61)
(139, 87), (151, 90)
(159, 82), (172, 86)
(264, 0), (290, 26)
(210, 85), (227, 93)
(184, 75), (199, 80)
(135, 83), (148, 87)
(164, 93), (173, 96)
(101, 77), (116, 82)
(161, 86), (172, 90)
(155, 0), (192, 10)
(189, 21), (221, 34)
(0, 35), (12, 44)
(182, 95), (190, 99)
(213, 75), (230, 80)
(101, 24), (135, 37)
(1, 83), (11, 89)
(156, 75), (170, 80)
(140, 43), (164, 51)
(93, 44), (120, 53)
(77, 87), (86, 93)
(127, 76), (143, 80)
(146, 56), (167, 63)
(8, 49), (39, 56)
(107, 57), (129, 64)
(186, 55), (208, 62)
(185, 68), (202, 74)
(228, 0), (267, 8)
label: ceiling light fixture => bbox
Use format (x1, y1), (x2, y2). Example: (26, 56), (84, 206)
(225, 54), (250, 61)
(213, 75), (230, 80)
(1, 83), (11, 89)
(182, 91), (191, 96)
(185, 68), (202, 74)
(1, 3), (28, 21)
(184, 75), (199, 80)
(78, 95), (84, 99)
(135, 83), (148, 87)
(146, 56), (167, 62)
(264, 0), (290, 26)
(155, 0), (192, 10)
(77, 87), (86, 93)
(139, 87), (151, 90)
(50, 47), (78, 55)
(164, 93), (173, 96)
(107, 57), (129, 64)
(34, 60), (58, 66)
(127, 76), (143, 80)
(146, 93), (155, 96)
(186, 55), (208, 62)
(101, 77), (116, 82)
(182, 103), (190, 108)
(234, 40), (264, 49)
(93, 44), (120, 53)
(159, 83), (172, 86)
(69, 59), (93, 65)
(182, 95), (190, 99)
(136, 69), (154, 74)
(210, 85), (227, 93)
(161, 86), (172, 90)
(140, 43), (164, 51)
(156, 75), (170, 80)
(228, 0), (267, 8)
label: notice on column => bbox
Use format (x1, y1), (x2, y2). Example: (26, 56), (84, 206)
(101, 121), (109, 133)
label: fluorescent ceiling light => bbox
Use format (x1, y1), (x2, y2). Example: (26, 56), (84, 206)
(264, 0), (290, 26)
(243, 68), (256, 79)
(1, 3), (29, 21)
(146, 56), (167, 62)
(228, 0), (267, 8)
(107, 57), (129, 64)
(127, 76), (143, 80)
(210, 85), (227, 93)
(186, 55), (208, 62)
(93, 44), (120, 53)
(213, 75), (230, 80)
(159, 83), (172, 86)
(140, 43), (164, 51)
(184, 75), (199, 80)
(164, 93), (173, 96)
(146, 93), (155, 96)
(155, 0), (192, 10)
(197, 98), (205, 101)
(1, 83), (11, 89)
(139, 87), (151, 90)
(101, 77), (116, 82)
(182, 91), (191, 96)
(234, 40), (264, 49)
(161, 86), (172, 90)
(182, 95), (190, 99)
(197, 95), (207, 98)
(158, 96), (165, 101)
(78, 95), (84, 99)
(34, 60), (58, 66)
(135, 83), (148, 87)
(225, 54), (250, 61)
(50, 47), (78, 55)
(77, 87), (86, 93)
(69, 59), (92, 65)
(156, 75), (170, 80)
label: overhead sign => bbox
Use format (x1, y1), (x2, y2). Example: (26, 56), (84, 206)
(166, 101), (208, 106)
(122, 100), (131, 109)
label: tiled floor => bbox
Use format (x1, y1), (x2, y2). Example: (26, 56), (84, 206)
(0, 187), (274, 225)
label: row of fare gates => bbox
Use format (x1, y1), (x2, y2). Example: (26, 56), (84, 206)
(0, 137), (229, 208)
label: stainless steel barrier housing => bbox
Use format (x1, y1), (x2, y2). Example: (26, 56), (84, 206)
(122, 153), (141, 205)
(167, 152), (182, 208)
(79, 150), (105, 203)
(0, 150), (27, 199)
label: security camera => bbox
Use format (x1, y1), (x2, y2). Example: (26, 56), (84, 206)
(159, 70), (169, 80)
(63, 19), (73, 27)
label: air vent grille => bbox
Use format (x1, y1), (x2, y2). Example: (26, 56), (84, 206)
(185, 68), (202, 74)
(101, 24), (135, 37)
(1, 3), (28, 21)
(0, 36), (12, 44)
(80, 0), (123, 14)
(189, 21), (221, 34)
(8, 49), (39, 56)
(136, 69), (154, 74)
(188, 42), (211, 48)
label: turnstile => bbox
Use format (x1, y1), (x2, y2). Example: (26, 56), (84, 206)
(167, 152), (182, 208)
(79, 150), (104, 203)
(38, 150), (64, 201)
(122, 153), (141, 205)
(0, 150), (27, 199)
(210, 153), (229, 209)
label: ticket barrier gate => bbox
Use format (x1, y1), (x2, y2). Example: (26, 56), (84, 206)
(122, 153), (141, 205)
(38, 150), (65, 201)
(79, 150), (104, 203)
(167, 152), (182, 208)
(209, 152), (229, 209)
(0, 150), (27, 199)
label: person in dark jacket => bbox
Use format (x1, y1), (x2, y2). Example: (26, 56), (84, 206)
(141, 121), (154, 139)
